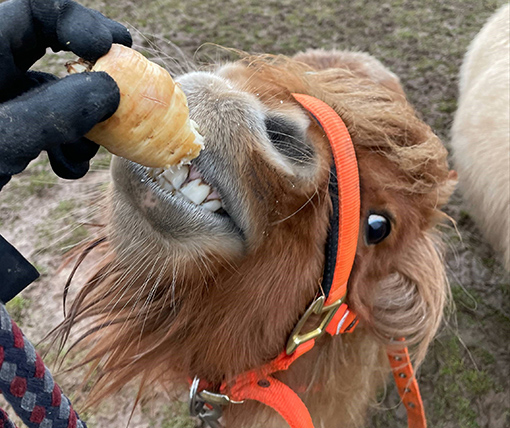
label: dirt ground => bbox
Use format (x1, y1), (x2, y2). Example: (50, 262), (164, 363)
(0, 0), (508, 427)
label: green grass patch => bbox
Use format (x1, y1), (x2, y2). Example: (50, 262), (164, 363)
(26, 169), (58, 195)
(51, 200), (77, 219)
(36, 211), (89, 254)
(462, 369), (493, 395)
(32, 262), (49, 277)
(438, 98), (457, 114)
(6, 295), (31, 326)
(430, 336), (499, 427)
(35, 222), (54, 253)
(7, 168), (58, 199)
(60, 224), (89, 251)
(35, 198), (91, 253)
(451, 284), (478, 315)
(481, 256), (497, 269)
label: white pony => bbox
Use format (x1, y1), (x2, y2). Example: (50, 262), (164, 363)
(451, 4), (510, 270)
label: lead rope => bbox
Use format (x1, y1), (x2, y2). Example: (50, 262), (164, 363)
(0, 304), (87, 428)
(0, 407), (16, 428)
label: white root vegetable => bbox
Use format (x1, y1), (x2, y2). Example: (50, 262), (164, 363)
(69, 44), (204, 168)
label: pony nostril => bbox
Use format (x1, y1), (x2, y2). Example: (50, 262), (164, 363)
(265, 116), (314, 164)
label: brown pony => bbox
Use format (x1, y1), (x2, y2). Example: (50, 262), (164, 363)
(59, 48), (455, 427)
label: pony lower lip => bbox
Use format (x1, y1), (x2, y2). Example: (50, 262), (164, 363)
(146, 164), (224, 212)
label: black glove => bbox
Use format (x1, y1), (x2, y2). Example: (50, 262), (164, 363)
(0, 0), (132, 303)
(0, 236), (39, 304)
(0, 0), (133, 189)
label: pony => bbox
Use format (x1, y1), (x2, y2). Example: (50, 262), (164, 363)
(60, 48), (455, 427)
(451, 3), (510, 270)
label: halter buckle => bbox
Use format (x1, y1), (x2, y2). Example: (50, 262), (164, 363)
(286, 295), (345, 354)
(189, 377), (244, 428)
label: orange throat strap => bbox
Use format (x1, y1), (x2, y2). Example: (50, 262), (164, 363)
(189, 94), (427, 428)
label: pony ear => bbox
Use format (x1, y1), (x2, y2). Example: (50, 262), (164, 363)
(364, 233), (448, 365)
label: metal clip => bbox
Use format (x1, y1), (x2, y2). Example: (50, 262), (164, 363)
(286, 295), (345, 354)
(189, 377), (244, 428)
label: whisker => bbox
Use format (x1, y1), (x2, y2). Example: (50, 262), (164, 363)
(271, 187), (319, 225)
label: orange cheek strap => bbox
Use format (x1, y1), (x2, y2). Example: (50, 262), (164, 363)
(292, 93), (360, 307)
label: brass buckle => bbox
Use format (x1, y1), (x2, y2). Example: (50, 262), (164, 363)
(189, 377), (244, 428)
(286, 295), (345, 355)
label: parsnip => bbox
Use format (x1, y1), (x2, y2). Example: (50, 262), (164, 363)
(69, 44), (204, 168)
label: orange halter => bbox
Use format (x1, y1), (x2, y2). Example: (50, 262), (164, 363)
(189, 94), (426, 428)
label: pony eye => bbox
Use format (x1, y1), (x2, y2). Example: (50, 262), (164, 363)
(366, 213), (391, 245)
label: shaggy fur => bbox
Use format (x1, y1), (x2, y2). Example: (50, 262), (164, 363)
(451, 4), (510, 270)
(59, 50), (455, 427)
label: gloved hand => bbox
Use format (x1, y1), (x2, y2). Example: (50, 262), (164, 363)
(0, 0), (132, 302)
(0, 0), (133, 190)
